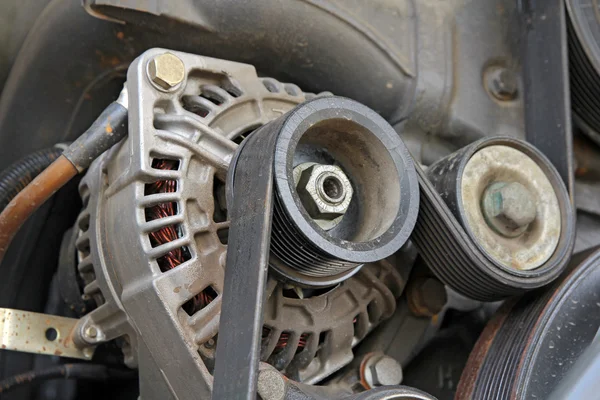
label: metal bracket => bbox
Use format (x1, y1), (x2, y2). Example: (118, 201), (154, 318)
(0, 307), (95, 360)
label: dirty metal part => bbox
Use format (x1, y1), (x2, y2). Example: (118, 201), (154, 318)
(256, 363), (434, 400)
(261, 260), (405, 384)
(360, 352), (403, 389)
(460, 145), (561, 270)
(294, 162), (353, 231)
(456, 248), (600, 399)
(147, 52), (185, 90)
(265, 97), (419, 287)
(0, 307), (94, 360)
(480, 181), (537, 238)
(484, 67), (519, 101)
(406, 277), (447, 318)
(216, 96), (418, 398)
(75, 49), (316, 399)
(350, 386), (437, 400)
(412, 137), (575, 301)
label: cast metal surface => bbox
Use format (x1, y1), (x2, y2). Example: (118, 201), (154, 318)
(262, 260), (404, 384)
(73, 49), (411, 399)
(412, 137), (575, 301)
(0, 308), (94, 360)
(75, 49), (314, 399)
(460, 145), (561, 270)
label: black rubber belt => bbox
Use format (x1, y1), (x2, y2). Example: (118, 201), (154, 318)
(212, 116), (286, 400)
(213, 132), (575, 397)
(520, 0), (574, 196)
(411, 137), (575, 301)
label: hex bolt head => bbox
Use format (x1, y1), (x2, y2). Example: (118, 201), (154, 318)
(407, 277), (447, 317)
(487, 67), (518, 101)
(481, 181), (537, 238)
(84, 325), (98, 339)
(364, 354), (403, 388)
(294, 163), (353, 229)
(147, 53), (185, 90)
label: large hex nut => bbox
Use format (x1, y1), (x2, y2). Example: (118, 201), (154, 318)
(147, 53), (185, 90)
(295, 164), (353, 221)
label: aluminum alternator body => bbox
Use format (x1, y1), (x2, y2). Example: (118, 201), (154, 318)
(74, 49), (405, 399)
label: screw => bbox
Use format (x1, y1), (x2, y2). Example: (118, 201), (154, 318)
(407, 277), (447, 318)
(487, 67), (518, 101)
(84, 326), (98, 339)
(147, 53), (185, 90)
(205, 338), (215, 349)
(481, 181), (537, 238)
(364, 354), (403, 388)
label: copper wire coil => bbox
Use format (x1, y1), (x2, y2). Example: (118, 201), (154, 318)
(146, 159), (213, 311)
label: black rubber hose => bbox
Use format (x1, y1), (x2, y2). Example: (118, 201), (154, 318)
(0, 147), (63, 211)
(0, 364), (136, 395)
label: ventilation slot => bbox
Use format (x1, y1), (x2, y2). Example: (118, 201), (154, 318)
(313, 331), (329, 360)
(281, 285), (337, 299)
(200, 92), (223, 106)
(145, 158), (188, 272)
(262, 78), (280, 93)
(181, 96), (210, 118)
(183, 285), (218, 316)
(367, 301), (382, 324)
(284, 84), (301, 96)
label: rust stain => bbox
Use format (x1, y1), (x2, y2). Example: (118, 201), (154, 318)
(1, 345), (5, 349)
(54, 350), (63, 356)
(105, 123), (113, 134)
(42, 346), (46, 351)
(174, 286), (181, 293)
(117, 31), (125, 40)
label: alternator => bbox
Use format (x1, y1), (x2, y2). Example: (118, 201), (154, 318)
(71, 49), (405, 398)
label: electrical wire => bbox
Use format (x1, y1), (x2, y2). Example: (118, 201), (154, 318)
(0, 95), (128, 265)
(0, 363), (136, 395)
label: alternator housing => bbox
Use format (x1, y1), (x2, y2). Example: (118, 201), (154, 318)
(74, 49), (405, 398)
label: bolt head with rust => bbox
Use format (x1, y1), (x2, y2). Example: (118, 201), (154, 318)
(482, 181), (537, 238)
(294, 163), (353, 230)
(147, 53), (185, 90)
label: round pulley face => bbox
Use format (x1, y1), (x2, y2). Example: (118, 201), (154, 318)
(271, 97), (419, 278)
(457, 249), (600, 400)
(459, 145), (561, 270)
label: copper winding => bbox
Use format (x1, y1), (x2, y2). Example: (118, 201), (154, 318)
(0, 155), (78, 264)
(146, 159), (213, 311)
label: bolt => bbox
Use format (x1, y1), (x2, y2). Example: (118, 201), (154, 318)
(257, 368), (286, 400)
(407, 277), (447, 318)
(487, 67), (518, 101)
(364, 354), (403, 388)
(205, 338), (215, 349)
(84, 326), (98, 339)
(481, 181), (537, 238)
(147, 53), (185, 90)
(294, 163), (353, 229)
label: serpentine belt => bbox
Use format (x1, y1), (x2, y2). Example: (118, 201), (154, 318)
(212, 128), (575, 399)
